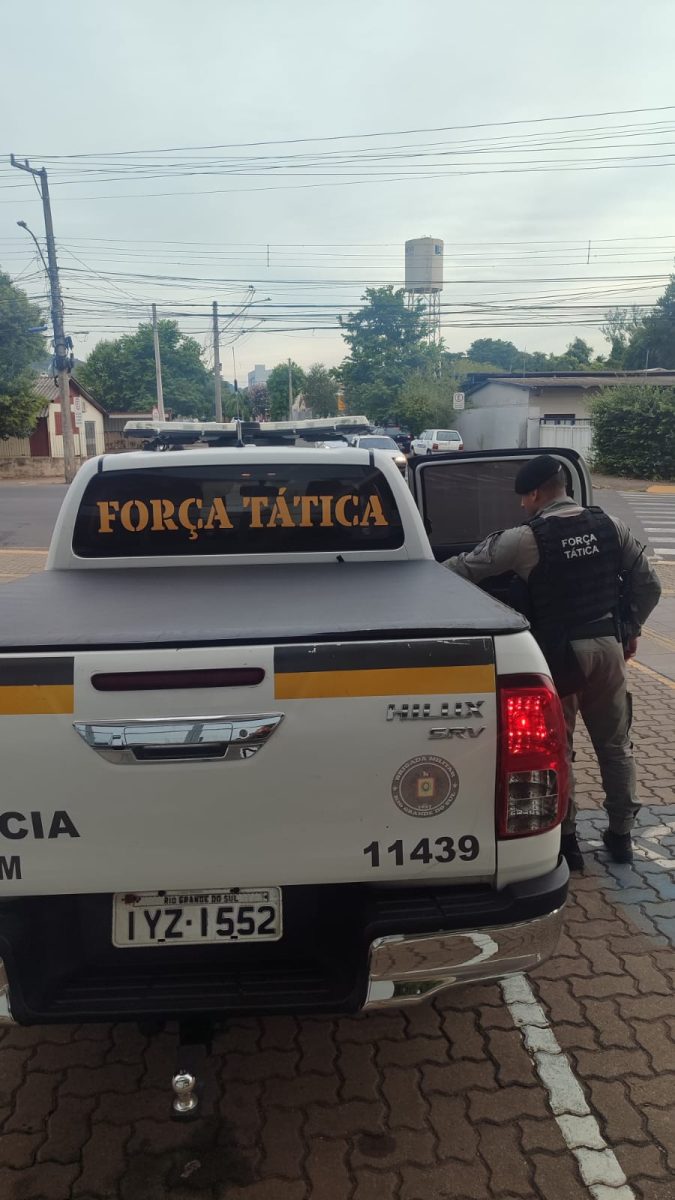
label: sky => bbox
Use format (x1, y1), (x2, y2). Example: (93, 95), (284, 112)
(3, 0), (675, 384)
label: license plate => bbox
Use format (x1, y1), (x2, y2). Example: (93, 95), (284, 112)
(112, 887), (282, 947)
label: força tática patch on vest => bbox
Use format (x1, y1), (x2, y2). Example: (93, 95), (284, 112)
(561, 532), (601, 559)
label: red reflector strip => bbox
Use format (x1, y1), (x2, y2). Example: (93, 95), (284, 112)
(91, 668), (265, 692)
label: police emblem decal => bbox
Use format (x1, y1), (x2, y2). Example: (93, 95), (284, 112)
(391, 755), (459, 818)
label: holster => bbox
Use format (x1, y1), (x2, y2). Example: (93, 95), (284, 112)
(536, 633), (585, 698)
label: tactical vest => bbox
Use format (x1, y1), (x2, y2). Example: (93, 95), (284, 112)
(527, 506), (621, 638)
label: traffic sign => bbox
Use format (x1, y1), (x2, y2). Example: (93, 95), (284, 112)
(453, 392), (465, 411)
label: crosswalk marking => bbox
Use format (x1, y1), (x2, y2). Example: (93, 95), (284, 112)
(619, 492), (675, 558)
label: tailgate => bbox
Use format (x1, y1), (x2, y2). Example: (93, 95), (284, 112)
(0, 638), (497, 895)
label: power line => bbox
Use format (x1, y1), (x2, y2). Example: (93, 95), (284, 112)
(4, 232), (675, 247)
(12, 103), (675, 157)
(6, 111), (675, 203)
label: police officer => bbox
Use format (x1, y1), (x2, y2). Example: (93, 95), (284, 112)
(445, 454), (661, 870)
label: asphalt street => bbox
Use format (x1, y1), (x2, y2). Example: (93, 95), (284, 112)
(0, 483), (67, 549)
(618, 491), (675, 560)
(597, 488), (675, 683)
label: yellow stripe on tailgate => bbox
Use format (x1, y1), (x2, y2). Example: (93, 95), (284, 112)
(0, 684), (75, 715)
(0, 657), (75, 714)
(275, 663), (495, 700)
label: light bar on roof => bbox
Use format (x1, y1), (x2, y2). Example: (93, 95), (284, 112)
(122, 415), (373, 446)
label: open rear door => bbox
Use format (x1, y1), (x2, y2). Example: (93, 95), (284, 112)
(408, 447), (592, 564)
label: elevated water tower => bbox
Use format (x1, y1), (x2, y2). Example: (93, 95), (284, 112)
(404, 236), (444, 343)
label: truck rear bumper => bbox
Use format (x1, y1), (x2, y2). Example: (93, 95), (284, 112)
(364, 907), (564, 1009)
(0, 860), (568, 1024)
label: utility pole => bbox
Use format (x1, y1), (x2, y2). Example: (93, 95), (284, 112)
(232, 347), (240, 420)
(212, 301), (223, 422)
(151, 304), (165, 418)
(11, 156), (77, 483)
(288, 357), (294, 420)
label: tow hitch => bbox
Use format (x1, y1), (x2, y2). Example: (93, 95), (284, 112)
(170, 1019), (213, 1121)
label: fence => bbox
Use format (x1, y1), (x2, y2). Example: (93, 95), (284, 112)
(539, 420), (593, 458)
(0, 437), (32, 459)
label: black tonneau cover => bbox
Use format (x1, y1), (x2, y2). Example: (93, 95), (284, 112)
(0, 561), (527, 652)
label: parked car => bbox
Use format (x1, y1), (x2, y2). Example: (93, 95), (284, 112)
(411, 429), (464, 455)
(348, 434), (407, 472)
(373, 427), (412, 455)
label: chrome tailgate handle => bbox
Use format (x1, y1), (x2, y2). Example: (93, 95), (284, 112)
(73, 714), (283, 764)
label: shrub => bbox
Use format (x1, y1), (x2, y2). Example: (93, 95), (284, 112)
(591, 385), (675, 480)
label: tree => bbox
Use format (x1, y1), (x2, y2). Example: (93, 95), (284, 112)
(397, 372), (444, 435)
(303, 363), (338, 417)
(461, 336), (604, 376)
(266, 361), (306, 420)
(591, 385), (675, 479)
(623, 276), (675, 369)
(442, 354), (508, 385)
(600, 307), (642, 366)
(550, 338), (594, 370)
(0, 271), (46, 438)
(221, 388), (253, 420)
(79, 320), (213, 418)
(466, 339), (523, 372)
(339, 287), (431, 422)
(242, 383), (268, 420)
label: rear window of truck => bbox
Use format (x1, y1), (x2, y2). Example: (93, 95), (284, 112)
(73, 462), (404, 557)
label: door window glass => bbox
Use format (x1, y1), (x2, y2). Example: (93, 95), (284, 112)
(420, 458), (572, 547)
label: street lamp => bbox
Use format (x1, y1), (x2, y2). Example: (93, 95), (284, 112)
(16, 220), (49, 276)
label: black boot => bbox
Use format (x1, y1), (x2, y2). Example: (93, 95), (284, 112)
(561, 831), (584, 872)
(602, 829), (634, 864)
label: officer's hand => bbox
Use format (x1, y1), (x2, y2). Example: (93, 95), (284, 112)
(624, 636), (639, 661)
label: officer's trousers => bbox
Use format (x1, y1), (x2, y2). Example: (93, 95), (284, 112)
(561, 636), (638, 836)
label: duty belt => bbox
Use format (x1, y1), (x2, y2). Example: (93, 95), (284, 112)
(569, 617), (617, 640)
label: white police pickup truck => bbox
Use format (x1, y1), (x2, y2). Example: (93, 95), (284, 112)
(0, 418), (587, 1107)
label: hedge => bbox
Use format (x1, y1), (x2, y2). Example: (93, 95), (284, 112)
(591, 384), (675, 480)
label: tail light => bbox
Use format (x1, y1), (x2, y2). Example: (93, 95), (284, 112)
(432, 442), (439, 450)
(497, 674), (568, 838)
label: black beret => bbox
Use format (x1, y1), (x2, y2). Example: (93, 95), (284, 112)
(514, 455), (563, 495)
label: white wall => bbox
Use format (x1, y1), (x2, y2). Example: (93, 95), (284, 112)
(460, 381), (597, 452)
(49, 396), (106, 458)
(470, 382), (594, 420)
(538, 423), (594, 457)
(469, 382), (529, 408)
(536, 389), (593, 420)
(455, 403), (530, 450)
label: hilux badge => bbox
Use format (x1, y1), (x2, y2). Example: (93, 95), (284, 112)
(386, 701), (484, 721)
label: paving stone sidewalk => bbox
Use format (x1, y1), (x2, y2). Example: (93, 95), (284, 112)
(0, 549), (48, 584)
(0, 573), (674, 1197)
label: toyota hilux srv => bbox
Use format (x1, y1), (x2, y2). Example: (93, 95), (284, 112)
(0, 418), (584, 1107)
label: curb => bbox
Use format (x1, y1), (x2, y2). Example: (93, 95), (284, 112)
(647, 484), (675, 494)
